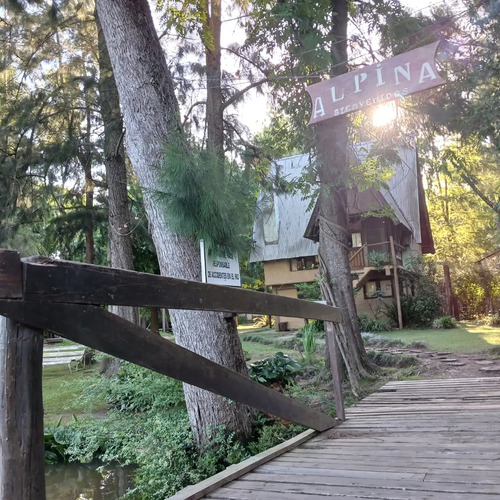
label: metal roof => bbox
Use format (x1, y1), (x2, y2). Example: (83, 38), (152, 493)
(250, 142), (430, 263)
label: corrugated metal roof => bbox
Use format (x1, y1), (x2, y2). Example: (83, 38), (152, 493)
(250, 142), (424, 263)
(250, 154), (318, 263)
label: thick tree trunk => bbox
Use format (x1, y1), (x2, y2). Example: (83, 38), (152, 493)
(96, 11), (139, 325)
(95, 0), (252, 446)
(316, 118), (376, 396)
(313, 0), (377, 395)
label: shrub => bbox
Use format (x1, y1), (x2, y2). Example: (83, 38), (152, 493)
(406, 341), (428, 349)
(105, 362), (184, 412)
(367, 350), (418, 368)
(295, 280), (321, 301)
(432, 316), (457, 329)
(249, 352), (302, 387)
(367, 251), (390, 269)
(385, 277), (442, 328)
(361, 332), (404, 348)
(302, 323), (318, 362)
(358, 313), (391, 332)
(486, 313), (500, 327)
(252, 315), (274, 328)
(241, 334), (274, 345)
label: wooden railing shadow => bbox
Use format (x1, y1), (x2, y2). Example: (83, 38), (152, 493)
(0, 250), (344, 500)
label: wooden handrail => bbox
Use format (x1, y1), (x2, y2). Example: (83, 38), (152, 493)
(21, 257), (342, 322)
(348, 244), (366, 263)
(0, 250), (344, 499)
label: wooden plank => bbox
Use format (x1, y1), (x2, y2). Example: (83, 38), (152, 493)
(199, 377), (500, 499)
(0, 316), (45, 500)
(213, 480), (494, 499)
(0, 300), (338, 432)
(325, 321), (345, 420)
(0, 250), (22, 298)
(239, 472), (500, 494)
(168, 430), (317, 500)
(22, 258), (342, 321)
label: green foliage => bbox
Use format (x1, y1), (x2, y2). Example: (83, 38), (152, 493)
(249, 352), (302, 388)
(453, 265), (500, 319)
(53, 361), (306, 499)
(301, 322), (318, 362)
(432, 316), (458, 329)
(384, 266), (442, 328)
(104, 362), (185, 413)
(486, 313), (500, 327)
(367, 350), (418, 368)
(157, 138), (256, 256)
(358, 313), (392, 333)
(241, 334), (274, 345)
(361, 332), (404, 348)
(367, 251), (390, 269)
(44, 418), (71, 464)
(295, 280), (322, 301)
(252, 315), (274, 328)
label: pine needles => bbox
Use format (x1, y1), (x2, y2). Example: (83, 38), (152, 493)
(156, 138), (256, 255)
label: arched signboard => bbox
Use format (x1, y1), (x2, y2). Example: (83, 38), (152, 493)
(306, 42), (444, 124)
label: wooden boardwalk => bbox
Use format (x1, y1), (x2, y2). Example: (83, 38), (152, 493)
(204, 377), (500, 499)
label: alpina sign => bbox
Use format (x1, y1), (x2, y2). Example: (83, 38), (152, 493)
(307, 42), (444, 124)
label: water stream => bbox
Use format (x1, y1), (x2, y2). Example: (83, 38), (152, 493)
(45, 463), (134, 500)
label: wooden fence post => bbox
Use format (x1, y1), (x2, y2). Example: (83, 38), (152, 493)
(0, 249), (46, 500)
(390, 236), (403, 330)
(325, 321), (345, 421)
(0, 318), (46, 500)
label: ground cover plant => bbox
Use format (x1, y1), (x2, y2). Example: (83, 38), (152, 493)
(43, 321), (500, 498)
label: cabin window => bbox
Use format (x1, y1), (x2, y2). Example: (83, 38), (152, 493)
(364, 279), (393, 299)
(351, 232), (362, 248)
(290, 256), (319, 271)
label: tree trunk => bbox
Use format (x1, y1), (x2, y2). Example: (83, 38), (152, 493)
(313, 0), (377, 395)
(95, 0), (253, 446)
(205, 0), (224, 156)
(96, 11), (139, 325)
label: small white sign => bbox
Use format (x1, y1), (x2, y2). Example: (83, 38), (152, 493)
(200, 240), (241, 287)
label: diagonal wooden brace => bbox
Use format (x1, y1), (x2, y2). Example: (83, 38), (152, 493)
(0, 299), (339, 432)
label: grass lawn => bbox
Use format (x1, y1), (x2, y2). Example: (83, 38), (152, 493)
(42, 364), (106, 424)
(377, 320), (500, 354)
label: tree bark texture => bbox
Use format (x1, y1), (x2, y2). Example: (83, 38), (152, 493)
(96, 11), (139, 325)
(204, 0), (224, 156)
(314, 0), (376, 395)
(315, 118), (375, 395)
(0, 317), (45, 500)
(95, 0), (252, 445)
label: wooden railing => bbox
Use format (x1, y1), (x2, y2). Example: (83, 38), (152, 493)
(0, 250), (344, 500)
(350, 241), (404, 269)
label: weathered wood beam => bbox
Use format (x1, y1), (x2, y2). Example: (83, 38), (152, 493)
(0, 317), (45, 500)
(22, 258), (342, 322)
(0, 300), (339, 432)
(0, 250), (22, 298)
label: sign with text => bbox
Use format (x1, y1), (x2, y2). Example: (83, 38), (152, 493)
(200, 240), (241, 287)
(306, 42), (444, 124)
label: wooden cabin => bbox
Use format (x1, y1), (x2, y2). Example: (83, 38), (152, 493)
(249, 140), (434, 329)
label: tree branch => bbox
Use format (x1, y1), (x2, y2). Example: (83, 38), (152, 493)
(222, 78), (269, 110)
(182, 100), (206, 127)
